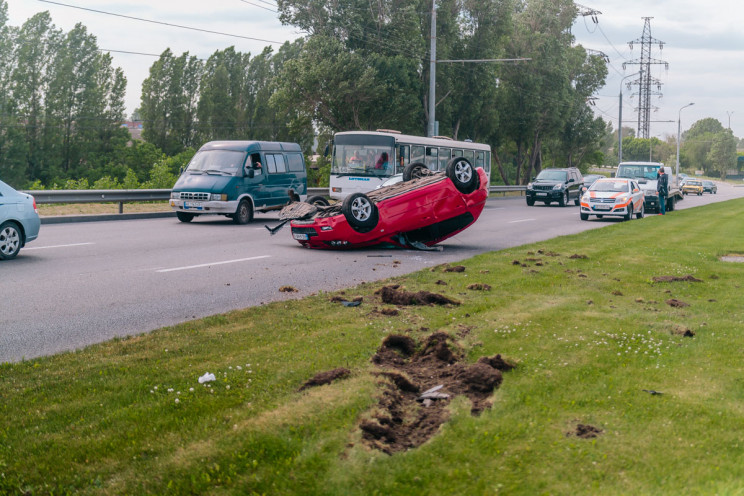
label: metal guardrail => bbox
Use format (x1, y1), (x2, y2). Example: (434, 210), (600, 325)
(24, 185), (526, 213)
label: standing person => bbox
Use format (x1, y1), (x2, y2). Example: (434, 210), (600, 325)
(656, 168), (669, 215)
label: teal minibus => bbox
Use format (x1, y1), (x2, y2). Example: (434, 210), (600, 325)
(170, 141), (308, 223)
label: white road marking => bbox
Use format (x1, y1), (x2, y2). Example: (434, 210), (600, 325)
(508, 218), (536, 224)
(157, 255), (271, 273)
(25, 242), (94, 250)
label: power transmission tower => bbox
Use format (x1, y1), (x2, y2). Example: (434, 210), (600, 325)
(623, 17), (668, 139)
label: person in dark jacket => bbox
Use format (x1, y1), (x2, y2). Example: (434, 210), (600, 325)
(656, 168), (669, 215)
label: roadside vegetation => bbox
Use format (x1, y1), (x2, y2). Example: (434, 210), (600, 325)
(3, 200), (744, 495)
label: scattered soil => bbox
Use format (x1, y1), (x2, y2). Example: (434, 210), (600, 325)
(666, 299), (690, 308)
(435, 280), (448, 285)
(653, 275), (703, 283)
(376, 285), (460, 306)
(299, 367), (351, 391)
(569, 254), (588, 259)
(380, 308), (399, 316)
(330, 295), (363, 303)
(279, 286), (298, 293)
(569, 423), (603, 439)
(444, 265), (466, 273)
(612, 290), (623, 296)
(671, 325), (695, 337)
(537, 250), (561, 257)
(467, 283), (492, 291)
(362, 332), (509, 454)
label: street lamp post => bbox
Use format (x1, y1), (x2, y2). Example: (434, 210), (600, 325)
(618, 70), (642, 163)
(676, 103), (695, 186)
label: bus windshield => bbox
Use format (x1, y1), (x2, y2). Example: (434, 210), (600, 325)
(332, 143), (395, 178)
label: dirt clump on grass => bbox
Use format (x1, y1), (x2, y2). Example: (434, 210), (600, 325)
(299, 367), (351, 391)
(653, 275), (703, 283)
(569, 423), (603, 439)
(467, 283), (492, 291)
(443, 265), (466, 273)
(666, 299), (690, 308)
(361, 332), (510, 454)
(376, 285), (460, 306)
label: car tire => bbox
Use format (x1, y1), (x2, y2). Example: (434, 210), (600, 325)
(526, 198), (535, 206)
(558, 191), (568, 207)
(624, 204), (633, 221)
(596, 215), (603, 219)
(636, 203), (644, 219)
(0, 221), (22, 260)
(306, 195), (330, 207)
(342, 192), (379, 231)
(580, 213), (589, 221)
(403, 162), (429, 181)
(667, 198), (675, 211)
(574, 194), (580, 206)
(445, 157), (479, 194)
(232, 199), (254, 224)
(176, 212), (195, 223)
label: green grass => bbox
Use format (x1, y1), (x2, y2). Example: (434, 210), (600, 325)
(4, 200), (744, 495)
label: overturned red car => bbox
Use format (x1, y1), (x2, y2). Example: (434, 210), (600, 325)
(280, 157), (488, 249)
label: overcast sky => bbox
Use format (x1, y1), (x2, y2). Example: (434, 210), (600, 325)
(7, 1), (744, 139)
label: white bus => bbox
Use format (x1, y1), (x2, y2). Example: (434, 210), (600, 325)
(329, 130), (491, 199)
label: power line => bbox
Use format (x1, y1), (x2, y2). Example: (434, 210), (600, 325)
(38, 0), (286, 45)
(237, 0), (276, 13)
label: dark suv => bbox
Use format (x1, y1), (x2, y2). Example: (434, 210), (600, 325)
(526, 168), (583, 207)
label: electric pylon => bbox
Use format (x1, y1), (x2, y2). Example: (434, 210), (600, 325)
(623, 17), (668, 139)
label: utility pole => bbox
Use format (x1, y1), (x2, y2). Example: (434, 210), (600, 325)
(618, 71), (642, 163)
(623, 18), (668, 139)
(727, 111), (734, 129)
(427, 0), (437, 137)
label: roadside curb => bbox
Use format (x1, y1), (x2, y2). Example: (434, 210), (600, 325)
(40, 212), (175, 225)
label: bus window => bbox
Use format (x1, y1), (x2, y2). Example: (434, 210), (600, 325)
(411, 145), (425, 165)
(439, 148), (451, 171)
(453, 149), (463, 157)
(426, 147), (438, 171)
(397, 145), (410, 174)
(483, 151), (491, 174)
(464, 150), (475, 163)
(475, 151), (485, 170)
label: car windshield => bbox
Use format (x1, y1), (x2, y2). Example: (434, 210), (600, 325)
(536, 170), (567, 181)
(687, 180), (702, 186)
(186, 150), (246, 175)
(617, 165), (660, 180)
(590, 180), (629, 193)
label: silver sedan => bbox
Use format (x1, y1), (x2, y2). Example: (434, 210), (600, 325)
(0, 179), (40, 260)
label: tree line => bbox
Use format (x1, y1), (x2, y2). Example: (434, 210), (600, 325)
(1, 0), (739, 190)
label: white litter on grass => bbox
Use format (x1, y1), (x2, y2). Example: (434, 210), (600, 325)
(198, 372), (216, 384)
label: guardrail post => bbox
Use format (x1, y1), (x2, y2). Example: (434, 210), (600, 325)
(119, 202), (124, 214)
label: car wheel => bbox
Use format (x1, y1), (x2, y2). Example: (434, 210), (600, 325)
(596, 215), (603, 219)
(526, 198), (535, 206)
(667, 198), (675, 211)
(544, 201), (551, 206)
(558, 191), (568, 207)
(232, 199), (254, 224)
(306, 195), (330, 207)
(445, 157), (479, 194)
(403, 162), (429, 181)
(342, 192), (379, 231)
(0, 221), (22, 260)
(574, 195), (580, 206)
(176, 212), (195, 223)
(624, 204), (633, 221)
(698, 192), (702, 196)
(636, 203), (644, 219)
(580, 213), (589, 221)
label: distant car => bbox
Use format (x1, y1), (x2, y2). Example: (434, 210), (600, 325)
(579, 174), (605, 195)
(682, 179), (704, 196)
(0, 179), (40, 260)
(579, 177), (645, 221)
(525, 167), (583, 207)
(702, 180), (717, 194)
(678, 173), (689, 185)
(284, 158), (488, 249)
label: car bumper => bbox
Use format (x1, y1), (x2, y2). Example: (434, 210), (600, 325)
(170, 199), (238, 214)
(580, 200), (632, 217)
(526, 190), (564, 201)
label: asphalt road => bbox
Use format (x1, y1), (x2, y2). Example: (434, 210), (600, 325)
(3, 182), (742, 362)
